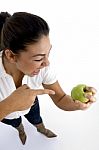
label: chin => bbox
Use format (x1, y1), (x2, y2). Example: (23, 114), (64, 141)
(25, 73), (34, 77)
(24, 70), (40, 77)
(27, 73), (37, 77)
(29, 74), (36, 77)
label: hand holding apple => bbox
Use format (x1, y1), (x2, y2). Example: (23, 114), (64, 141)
(71, 84), (97, 103)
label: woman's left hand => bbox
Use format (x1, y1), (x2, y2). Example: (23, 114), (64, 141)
(75, 86), (97, 110)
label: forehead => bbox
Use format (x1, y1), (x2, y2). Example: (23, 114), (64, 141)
(25, 36), (51, 55)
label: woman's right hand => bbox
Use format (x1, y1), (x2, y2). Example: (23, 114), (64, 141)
(7, 84), (55, 112)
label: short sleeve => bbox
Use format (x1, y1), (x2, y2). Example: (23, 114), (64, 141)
(26, 63), (57, 89)
(42, 64), (57, 85)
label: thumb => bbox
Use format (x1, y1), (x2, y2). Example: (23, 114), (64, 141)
(85, 87), (97, 95)
(31, 89), (55, 96)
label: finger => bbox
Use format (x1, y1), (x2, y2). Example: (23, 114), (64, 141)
(17, 84), (30, 90)
(89, 96), (96, 102)
(31, 89), (55, 96)
(83, 101), (92, 109)
(89, 87), (97, 95)
(22, 84), (30, 89)
(77, 100), (93, 110)
(84, 93), (92, 99)
(84, 93), (96, 102)
(85, 87), (97, 95)
(74, 100), (90, 110)
(74, 99), (95, 110)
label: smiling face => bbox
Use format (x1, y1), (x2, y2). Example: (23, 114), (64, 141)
(14, 35), (51, 77)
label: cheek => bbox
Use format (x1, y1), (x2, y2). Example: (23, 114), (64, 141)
(32, 61), (42, 68)
(15, 59), (30, 70)
(16, 59), (41, 71)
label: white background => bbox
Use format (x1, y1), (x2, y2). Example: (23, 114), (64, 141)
(0, 0), (99, 150)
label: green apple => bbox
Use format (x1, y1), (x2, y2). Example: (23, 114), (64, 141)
(71, 84), (92, 103)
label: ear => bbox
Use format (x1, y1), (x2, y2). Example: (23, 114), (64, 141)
(4, 49), (17, 63)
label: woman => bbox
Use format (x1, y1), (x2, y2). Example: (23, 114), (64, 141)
(0, 12), (96, 145)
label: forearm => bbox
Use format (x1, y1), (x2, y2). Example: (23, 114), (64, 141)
(56, 94), (80, 111)
(0, 98), (13, 121)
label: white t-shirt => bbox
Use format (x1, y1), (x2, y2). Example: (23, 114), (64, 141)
(0, 52), (57, 119)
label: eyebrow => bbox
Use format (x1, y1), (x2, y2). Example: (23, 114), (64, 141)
(32, 45), (52, 57)
(32, 54), (45, 57)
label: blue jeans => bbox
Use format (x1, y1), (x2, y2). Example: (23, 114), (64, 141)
(1, 97), (42, 128)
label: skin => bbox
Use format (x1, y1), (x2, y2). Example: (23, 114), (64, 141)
(0, 35), (96, 121)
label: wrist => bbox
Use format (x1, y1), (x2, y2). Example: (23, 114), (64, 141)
(0, 100), (11, 121)
(5, 96), (16, 112)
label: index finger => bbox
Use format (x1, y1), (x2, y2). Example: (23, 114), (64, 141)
(31, 89), (55, 96)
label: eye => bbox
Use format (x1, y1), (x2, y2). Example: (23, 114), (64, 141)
(34, 58), (44, 61)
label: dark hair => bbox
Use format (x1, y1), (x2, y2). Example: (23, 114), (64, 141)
(0, 12), (49, 53)
(0, 12), (11, 50)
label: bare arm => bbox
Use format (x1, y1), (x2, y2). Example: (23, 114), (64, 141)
(0, 84), (55, 121)
(0, 98), (14, 121)
(43, 81), (95, 111)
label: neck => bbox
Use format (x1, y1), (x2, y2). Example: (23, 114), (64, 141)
(2, 56), (24, 88)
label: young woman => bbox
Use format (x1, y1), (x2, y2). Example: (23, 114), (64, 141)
(0, 12), (96, 145)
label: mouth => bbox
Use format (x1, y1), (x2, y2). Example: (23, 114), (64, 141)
(31, 70), (40, 75)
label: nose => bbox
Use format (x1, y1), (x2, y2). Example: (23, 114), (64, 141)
(41, 57), (50, 67)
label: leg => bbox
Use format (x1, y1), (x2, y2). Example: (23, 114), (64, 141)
(25, 97), (57, 138)
(1, 117), (27, 145)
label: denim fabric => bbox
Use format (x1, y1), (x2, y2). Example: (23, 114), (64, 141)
(1, 97), (42, 128)
(1, 116), (22, 128)
(24, 97), (42, 125)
